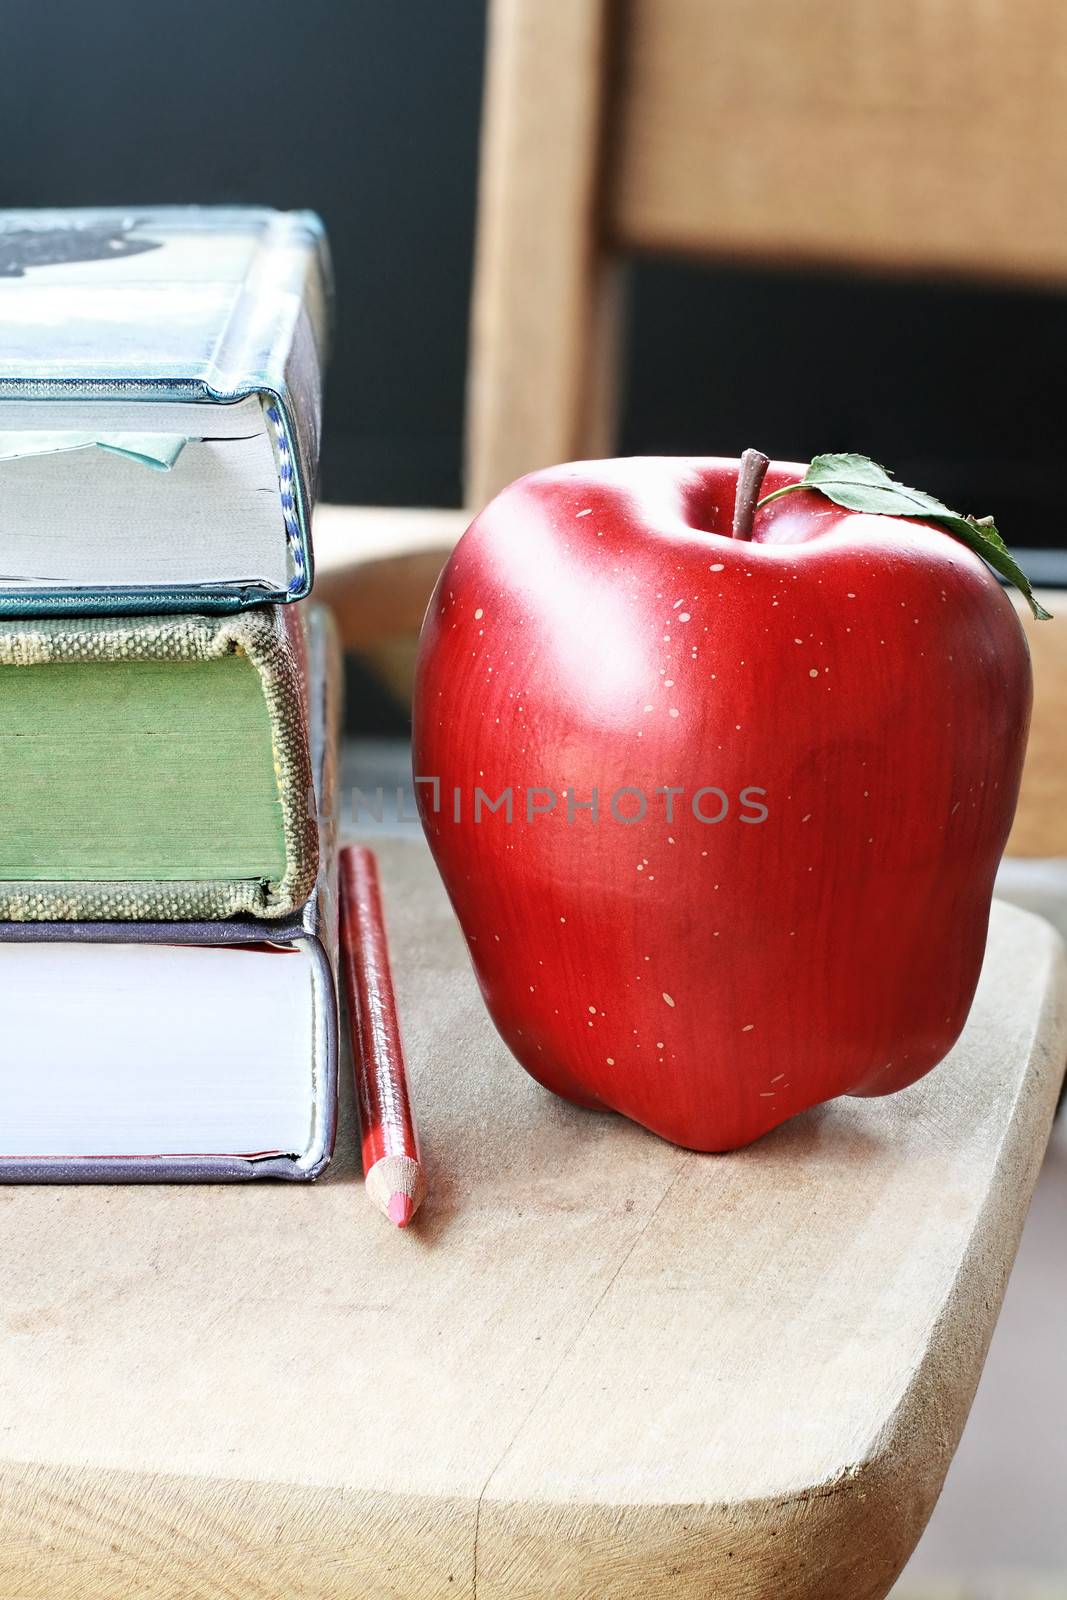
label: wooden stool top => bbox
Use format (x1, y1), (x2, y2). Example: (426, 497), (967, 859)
(0, 837), (1062, 1600)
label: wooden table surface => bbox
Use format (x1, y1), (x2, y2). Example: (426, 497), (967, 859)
(0, 838), (1063, 1600)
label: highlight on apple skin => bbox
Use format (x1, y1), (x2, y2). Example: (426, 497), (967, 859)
(412, 455), (1032, 1153)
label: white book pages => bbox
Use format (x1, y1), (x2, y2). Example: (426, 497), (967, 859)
(0, 941), (315, 1158)
(0, 396), (289, 589)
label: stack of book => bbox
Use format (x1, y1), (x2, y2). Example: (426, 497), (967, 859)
(0, 207), (340, 1181)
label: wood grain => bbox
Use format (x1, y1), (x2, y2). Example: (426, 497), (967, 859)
(611, 0), (1067, 285)
(466, 0), (618, 509)
(0, 839), (1062, 1596)
(1008, 590), (1067, 857)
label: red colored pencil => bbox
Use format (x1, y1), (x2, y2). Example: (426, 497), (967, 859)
(339, 845), (426, 1228)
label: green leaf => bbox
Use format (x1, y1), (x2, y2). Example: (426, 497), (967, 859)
(757, 452), (1051, 621)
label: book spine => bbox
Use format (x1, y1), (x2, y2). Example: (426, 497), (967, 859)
(202, 211), (328, 398)
(201, 212), (330, 597)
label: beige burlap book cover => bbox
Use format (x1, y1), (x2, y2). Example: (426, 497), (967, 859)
(0, 606), (319, 922)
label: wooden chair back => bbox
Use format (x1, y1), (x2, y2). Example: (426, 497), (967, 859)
(463, 0), (1067, 856)
(469, 0), (1067, 506)
(322, 0), (1066, 854)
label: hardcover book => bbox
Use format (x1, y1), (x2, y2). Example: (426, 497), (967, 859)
(0, 605), (321, 922)
(0, 206), (330, 615)
(0, 605), (341, 1182)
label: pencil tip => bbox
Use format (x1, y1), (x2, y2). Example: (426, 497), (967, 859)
(387, 1192), (414, 1228)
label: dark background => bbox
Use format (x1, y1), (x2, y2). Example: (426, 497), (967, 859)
(4, 0), (1066, 548)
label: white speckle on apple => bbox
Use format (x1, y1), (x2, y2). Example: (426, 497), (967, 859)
(794, 638), (803, 645)
(677, 612), (691, 622)
(606, 1057), (615, 1065)
(474, 607), (483, 619)
(669, 707), (680, 718)
(802, 814), (812, 822)
(644, 704), (654, 712)
(771, 1073), (786, 1083)
(847, 592), (856, 598)
(665, 679), (674, 687)
(662, 993), (675, 1007)
(759, 1091), (776, 1098)
(637, 863), (644, 872)
(709, 562), (724, 572)
(560, 916), (566, 923)
(673, 598), (684, 608)
(588, 1005), (597, 1014)
(742, 1023), (755, 1032)
(576, 507), (592, 516)
(809, 668), (819, 678)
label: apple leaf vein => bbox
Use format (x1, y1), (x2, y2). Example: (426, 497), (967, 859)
(758, 452), (1052, 620)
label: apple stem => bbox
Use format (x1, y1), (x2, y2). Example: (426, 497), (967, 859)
(732, 449), (771, 540)
(755, 483), (802, 509)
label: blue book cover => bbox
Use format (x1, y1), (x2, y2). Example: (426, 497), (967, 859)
(0, 206), (331, 615)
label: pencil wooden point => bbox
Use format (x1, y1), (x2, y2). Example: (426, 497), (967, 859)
(387, 1193), (414, 1228)
(365, 1152), (426, 1226)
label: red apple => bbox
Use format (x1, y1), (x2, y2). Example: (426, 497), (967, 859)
(412, 456), (1031, 1151)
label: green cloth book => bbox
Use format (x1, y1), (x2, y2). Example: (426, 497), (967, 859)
(0, 606), (320, 921)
